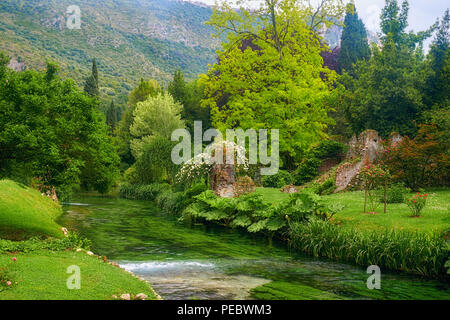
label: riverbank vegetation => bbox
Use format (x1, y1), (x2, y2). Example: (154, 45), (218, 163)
(119, 182), (449, 277)
(115, 0), (449, 279)
(0, 179), (157, 299)
(0, 0), (449, 299)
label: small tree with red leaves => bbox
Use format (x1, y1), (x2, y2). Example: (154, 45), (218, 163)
(379, 124), (449, 191)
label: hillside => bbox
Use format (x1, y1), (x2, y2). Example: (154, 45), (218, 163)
(0, 0), (219, 99)
(0, 0), (379, 101)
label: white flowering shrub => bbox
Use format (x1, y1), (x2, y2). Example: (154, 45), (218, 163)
(176, 140), (249, 185)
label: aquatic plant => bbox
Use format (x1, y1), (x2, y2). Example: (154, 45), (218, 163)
(288, 219), (448, 277)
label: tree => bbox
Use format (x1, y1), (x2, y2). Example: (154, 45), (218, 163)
(134, 136), (178, 184)
(168, 69), (187, 105)
(84, 58), (99, 97)
(114, 78), (161, 168)
(130, 93), (184, 159)
(202, 0), (345, 169)
(340, 0), (435, 138)
(0, 55), (119, 199)
(424, 9), (449, 109)
(380, 0), (436, 48)
(106, 100), (118, 133)
(128, 78), (161, 107)
(379, 124), (449, 190)
(337, 2), (370, 74)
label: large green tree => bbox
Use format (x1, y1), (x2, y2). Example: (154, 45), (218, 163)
(114, 78), (161, 168)
(337, 2), (370, 74)
(423, 9), (449, 109)
(202, 0), (345, 169)
(130, 93), (184, 159)
(341, 0), (436, 137)
(168, 70), (211, 134)
(0, 55), (119, 199)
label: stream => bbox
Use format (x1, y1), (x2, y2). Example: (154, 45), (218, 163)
(59, 196), (450, 300)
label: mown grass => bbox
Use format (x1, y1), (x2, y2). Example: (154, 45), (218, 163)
(0, 180), (63, 240)
(323, 190), (450, 234)
(0, 250), (158, 300)
(256, 187), (450, 234)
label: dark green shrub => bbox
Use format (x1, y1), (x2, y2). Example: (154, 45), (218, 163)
(379, 183), (410, 203)
(119, 183), (170, 200)
(184, 183), (208, 200)
(262, 170), (293, 188)
(293, 158), (321, 185)
(156, 191), (186, 215)
(313, 178), (336, 195)
(312, 140), (347, 159)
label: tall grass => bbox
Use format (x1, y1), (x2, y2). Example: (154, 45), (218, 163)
(119, 183), (187, 215)
(288, 219), (448, 277)
(119, 183), (170, 201)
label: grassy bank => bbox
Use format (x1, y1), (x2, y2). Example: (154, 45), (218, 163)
(0, 250), (158, 300)
(0, 180), (63, 240)
(0, 179), (159, 300)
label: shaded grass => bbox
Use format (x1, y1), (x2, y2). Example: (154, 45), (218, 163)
(0, 250), (158, 300)
(0, 180), (63, 240)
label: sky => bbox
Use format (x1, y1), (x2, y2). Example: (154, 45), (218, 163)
(188, 0), (449, 34)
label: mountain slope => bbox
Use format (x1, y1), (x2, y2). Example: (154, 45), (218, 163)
(0, 0), (219, 99)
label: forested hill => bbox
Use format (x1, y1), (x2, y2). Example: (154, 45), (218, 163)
(0, 0), (219, 99)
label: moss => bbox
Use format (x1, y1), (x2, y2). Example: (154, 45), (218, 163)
(250, 281), (344, 300)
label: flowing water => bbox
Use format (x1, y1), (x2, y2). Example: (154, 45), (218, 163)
(59, 196), (450, 300)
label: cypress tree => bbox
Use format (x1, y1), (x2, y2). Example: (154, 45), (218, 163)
(168, 69), (187, 104)
(84, 58), (99, 96)
(106, 100), (117, 132)
(337, 2), (370, 74)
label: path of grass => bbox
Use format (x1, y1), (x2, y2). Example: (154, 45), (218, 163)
(256, 187), (450, 233)
(0, 250), (158, 300)
(0, 180), (63, 240)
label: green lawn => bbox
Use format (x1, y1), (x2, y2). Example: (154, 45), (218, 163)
(256, 187), (450, 234)
(0, 180), (63, 240)
(0, 250), (158, 300)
